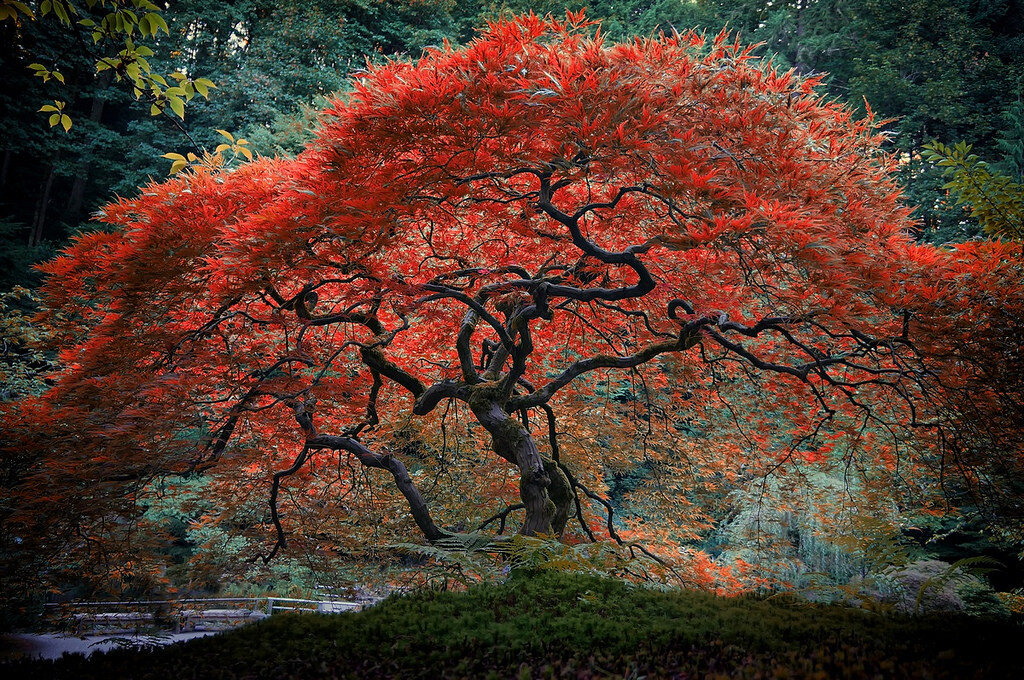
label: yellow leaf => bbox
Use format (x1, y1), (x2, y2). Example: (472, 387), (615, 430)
(161, 152), (186, 162)
(148, 12), (168, 35)
(215, 129), (234, 143)
(237, 146), (253, 161)
(193, 78), (215, 98)
(60, 115), (72, 132)
(169, 160), (187, 174)
(168, 95), (184, 119)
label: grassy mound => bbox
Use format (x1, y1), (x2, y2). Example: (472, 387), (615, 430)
(4, 572), (1021, 679)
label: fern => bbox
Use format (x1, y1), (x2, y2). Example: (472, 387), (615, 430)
(392, 533), (627, 584)
(913, 556), (1004, 614)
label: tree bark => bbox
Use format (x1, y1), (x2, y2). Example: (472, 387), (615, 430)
(0, 150), (10, 190)
(66, 92), (108, 220)
(30, 164), (56, 247)
(469, 394), (572, 537)
(307, 434), (447, 541)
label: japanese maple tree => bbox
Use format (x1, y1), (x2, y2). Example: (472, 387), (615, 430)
(4, 13), (1022, 591)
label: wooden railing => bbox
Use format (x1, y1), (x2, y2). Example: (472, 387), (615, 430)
(44, 594), (373, 634)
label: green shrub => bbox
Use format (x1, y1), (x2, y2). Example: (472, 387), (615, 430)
(3, 572), (1021, 679)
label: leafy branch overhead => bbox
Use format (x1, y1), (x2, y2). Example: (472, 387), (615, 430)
(923, 141), (1024, 242)
(162, 129), (253, 174)
(3, 0), (216, 129)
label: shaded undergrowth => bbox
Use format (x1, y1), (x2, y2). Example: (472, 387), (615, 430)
(4, 572), (1022, 679)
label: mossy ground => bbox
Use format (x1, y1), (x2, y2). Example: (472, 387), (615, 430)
(3, 572), (1021, 679)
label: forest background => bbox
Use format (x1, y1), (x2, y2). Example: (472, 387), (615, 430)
(1, 0), (1023, 620)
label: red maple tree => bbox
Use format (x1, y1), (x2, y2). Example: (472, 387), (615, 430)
(3, 14), (1021, 590)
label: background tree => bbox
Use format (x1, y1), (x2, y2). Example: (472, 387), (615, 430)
(5, 1), (1022, 293)
(4, 15), (1021, 598)
(0, 0), (461, 287)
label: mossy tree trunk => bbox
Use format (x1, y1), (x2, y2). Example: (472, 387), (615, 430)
(470, 398), (572, 537)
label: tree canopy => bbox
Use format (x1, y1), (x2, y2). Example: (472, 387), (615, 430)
(3, 13), (1023, 594)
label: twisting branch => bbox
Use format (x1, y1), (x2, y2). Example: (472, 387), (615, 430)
(477, 504), (526, 534)
(359, 345), (425, 398)
(264, 444), (311, 563)
(456, 309), (481, 383)
(307, 434), (448, 541)
(510, 337), (682, 410)
(420, 283), (516, 349)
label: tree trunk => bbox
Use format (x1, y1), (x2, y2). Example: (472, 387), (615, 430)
(470, 395), (572, 537)
(0, 150), (10, 189)
(30, 164), (57, 247)
(66, 92), (108, 220)
(794, 0), (809, 75)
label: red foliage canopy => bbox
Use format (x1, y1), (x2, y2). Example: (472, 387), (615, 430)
(4, 14), (1022, 590)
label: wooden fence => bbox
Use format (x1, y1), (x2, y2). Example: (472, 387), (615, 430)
(44, 595), (372, 634)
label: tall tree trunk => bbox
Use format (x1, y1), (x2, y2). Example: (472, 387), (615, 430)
(30, 164), (56, 247)
(0, 150), (10, 189)
(66, 92), (108, 221)
(470, 396), (572, 537)
(794, 0), (809, 75)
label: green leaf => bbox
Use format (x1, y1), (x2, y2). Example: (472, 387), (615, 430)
(6, 2), (35, 19)
(60, 114), (72, 132)
(193, 78), (215, 98)
(167, 95), (185, 119)
(150, 103), (161, 116)
(146, 12), (168, 35)
(48, 113), (60, 126)
(53, 0), (70, 24)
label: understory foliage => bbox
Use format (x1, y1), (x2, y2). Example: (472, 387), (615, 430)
(3, 573), (1022, 679)
(1, 13), (1023, 600)
(923, 140), (1024, 241)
